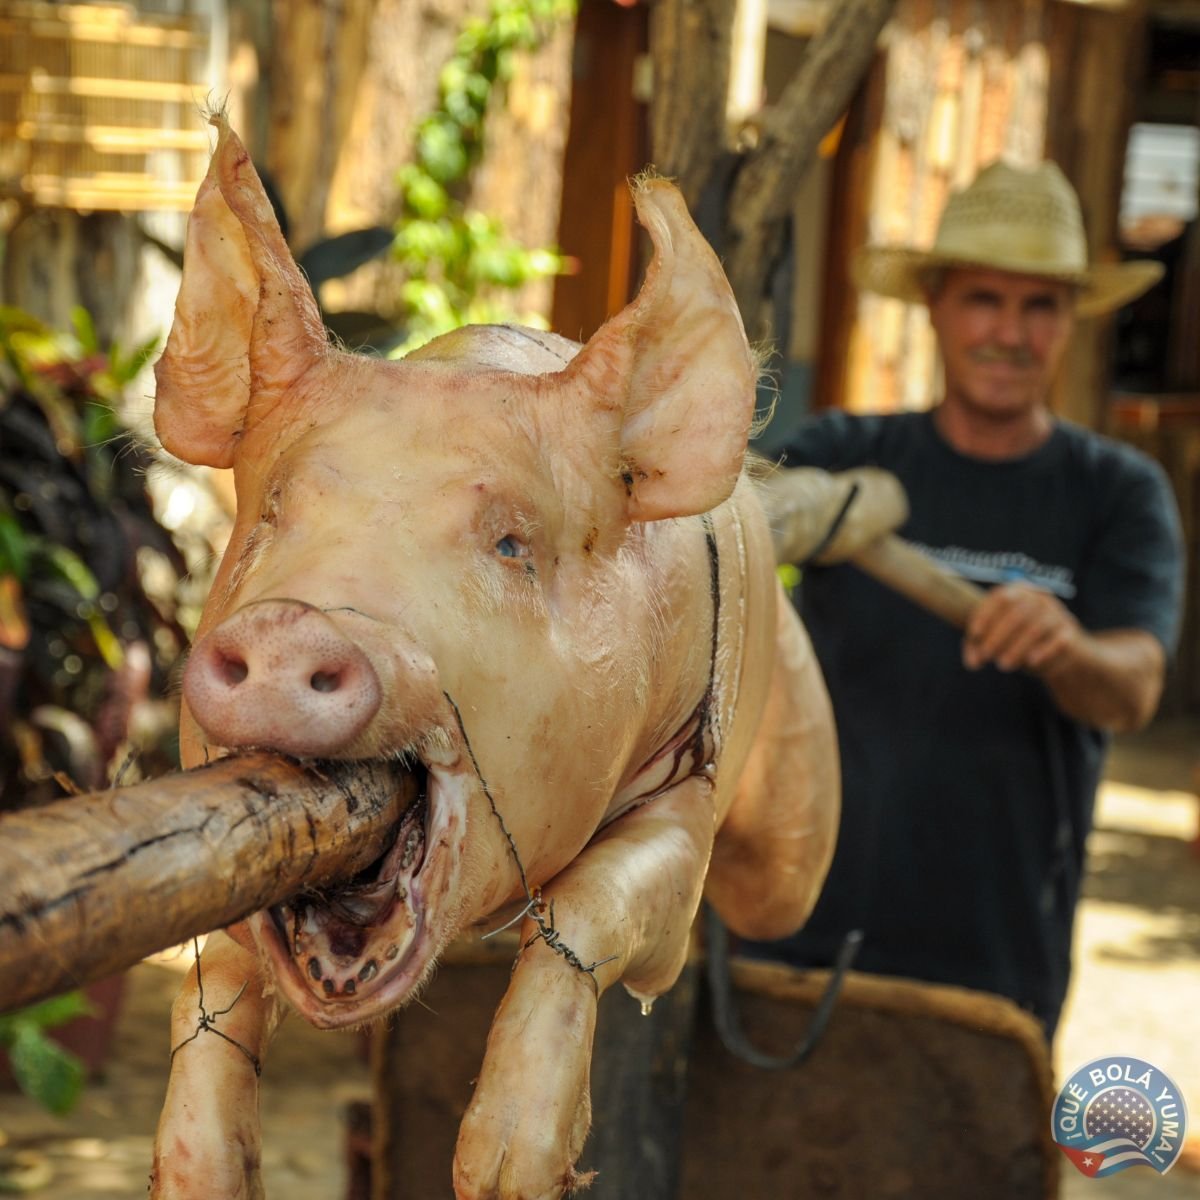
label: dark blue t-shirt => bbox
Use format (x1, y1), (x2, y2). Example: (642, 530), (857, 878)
(750, 410), (1184, 1033)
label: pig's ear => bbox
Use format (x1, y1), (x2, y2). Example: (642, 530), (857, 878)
(563, 177), (756, 523)
(154, 116), (328, 468)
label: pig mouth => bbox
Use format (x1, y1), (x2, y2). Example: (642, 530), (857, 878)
(256, 757), (462, 1027)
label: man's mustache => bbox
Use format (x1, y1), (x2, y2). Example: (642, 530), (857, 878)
(970, 345), (1035, 367)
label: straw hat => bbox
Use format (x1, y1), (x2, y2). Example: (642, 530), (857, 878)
(852, 160), (1163, 317)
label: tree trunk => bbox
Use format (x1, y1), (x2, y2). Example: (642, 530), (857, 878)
(724, 0), (897, 343)
(0, 754), (413, 1014)
(649, 0), (896, 346)
(2, 210), (143, 350)
(649, 0), (737, 211)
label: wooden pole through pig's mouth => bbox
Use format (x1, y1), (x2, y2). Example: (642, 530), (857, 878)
(0, 753), (416, 1014)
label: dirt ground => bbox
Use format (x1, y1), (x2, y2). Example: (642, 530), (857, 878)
(1056, 716), (1200, 1200)
(1, 717), (1198, 1199)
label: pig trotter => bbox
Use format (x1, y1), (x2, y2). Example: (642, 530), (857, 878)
(454, 948), (599, 1200)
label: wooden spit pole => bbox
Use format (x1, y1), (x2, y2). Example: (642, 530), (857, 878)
(762, 466), (986, 628)
(0, 753), (414, 1013)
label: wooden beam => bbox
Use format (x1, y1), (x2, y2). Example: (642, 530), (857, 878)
(0, 754), (414, 1014)
(725, 0), (897, 342)
(0, 15), (205, 49)
(2, 122), (211, 152)
(766, 0), (834, 37)
(0, 76), (202, 102)
(649, 0), (738, 209)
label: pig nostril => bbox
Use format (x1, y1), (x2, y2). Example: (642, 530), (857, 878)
(218, 655), (249, 686)
(310, 670), (341, 693)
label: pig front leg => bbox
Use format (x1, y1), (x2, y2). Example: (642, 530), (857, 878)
(706, 596), (839, 938)
(453, 777), (717, 1200)
(151, 927), (283, 1200)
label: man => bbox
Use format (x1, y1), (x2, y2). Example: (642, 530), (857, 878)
(753, 160), (1185, 1039)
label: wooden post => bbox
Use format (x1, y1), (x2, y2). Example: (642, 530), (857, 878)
(576, 961), (701, 1196)
(0, 753), (413, 1013)
(367, 936), (701, 1200)
(1045, 0), (1150, 430)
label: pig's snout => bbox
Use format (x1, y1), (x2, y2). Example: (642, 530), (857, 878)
(185, 600), (382, 757)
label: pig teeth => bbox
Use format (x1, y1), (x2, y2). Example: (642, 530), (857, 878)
(400, 825), (422, 870)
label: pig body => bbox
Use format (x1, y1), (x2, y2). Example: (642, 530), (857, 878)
(150, 118), (837, 1200)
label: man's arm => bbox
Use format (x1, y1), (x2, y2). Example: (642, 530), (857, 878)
(963, 582), (1165, 733)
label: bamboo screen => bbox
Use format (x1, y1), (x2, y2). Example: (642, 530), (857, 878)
(0, 2), (211, 212)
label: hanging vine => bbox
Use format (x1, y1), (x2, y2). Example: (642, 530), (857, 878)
(392, 0), (576, 354)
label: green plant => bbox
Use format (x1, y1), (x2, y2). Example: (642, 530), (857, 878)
(0, 305), (190, 808)
(392, 0), (576, 354)
(0, 994), (91, 1115)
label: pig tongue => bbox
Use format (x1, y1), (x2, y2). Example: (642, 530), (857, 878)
(324, 878), (396, 925)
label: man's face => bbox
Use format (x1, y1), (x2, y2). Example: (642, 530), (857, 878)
(926, 268), (1076, 420)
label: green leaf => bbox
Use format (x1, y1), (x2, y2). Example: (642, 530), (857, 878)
(0, 307), (52, 338)
(393, 0), (576, 341)
(471, 242), (527, 287)
(398, 167), (449, 220)
(38, 544), (100, 601)
(7, 1025), (85, 1115)
(0, 512), (30, 581)
(417, 118), (470, 184)
(400, 280), (456, 324)
(82, 400), (121, 455)
(394, 218), (461, 269)
(70, 306), (99, 356)
(3, 992), (93, 1034)
(443, 86), (485, 131)
(8, 328), (69, 369)
(464, 71), (491, 109)
(525, 247), (567, 277)
(86, 612), (125, 670)
(109, 333), (160, 386)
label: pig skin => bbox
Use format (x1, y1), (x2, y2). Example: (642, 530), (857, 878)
(149, 116), (838, 1200)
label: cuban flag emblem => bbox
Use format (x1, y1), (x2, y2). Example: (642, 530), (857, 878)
(1052, 1056), (1188, 1177)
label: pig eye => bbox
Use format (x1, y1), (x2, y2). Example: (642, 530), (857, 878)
(495, 534), (530, 560)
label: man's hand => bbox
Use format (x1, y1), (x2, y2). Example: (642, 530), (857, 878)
(963, 581), (1080, 674)
(962, 582), (1164, 732)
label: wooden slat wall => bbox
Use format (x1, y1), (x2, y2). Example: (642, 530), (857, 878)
(0, 3), (212, 213)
